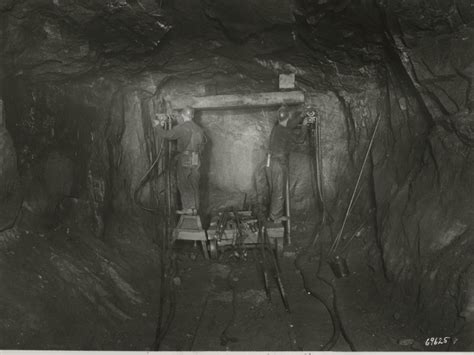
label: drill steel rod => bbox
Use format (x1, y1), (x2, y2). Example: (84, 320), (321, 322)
(285, 171), (291, 245)
(259, 224), (271, 300)
(329, 113), (382, 255)
(317, 118), (326, 206)
(189, 292), (210, 350)
(166, 119), (173, 225)
(263, 227), (291, 313)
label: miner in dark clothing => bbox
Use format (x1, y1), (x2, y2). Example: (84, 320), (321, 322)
(259, 105), (308, 222)
(153, 106), (206, 215)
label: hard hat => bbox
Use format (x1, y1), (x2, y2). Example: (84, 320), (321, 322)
(181, 106), (194, 119)
(277, 105), (290, 121)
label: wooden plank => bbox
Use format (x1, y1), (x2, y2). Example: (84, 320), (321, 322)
(169, 91), (305, 110)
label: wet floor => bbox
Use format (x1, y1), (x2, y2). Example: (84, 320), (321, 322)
(162, 237), (429, 351)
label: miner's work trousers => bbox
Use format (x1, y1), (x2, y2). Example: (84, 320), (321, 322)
(176, 154), (200, 211)
(265, 156), (287, 221)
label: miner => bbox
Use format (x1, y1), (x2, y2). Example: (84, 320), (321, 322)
(260, 105), (308, 223)
(153, 106), (206, 215)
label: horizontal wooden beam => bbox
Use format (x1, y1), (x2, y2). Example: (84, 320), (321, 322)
(168, 91), (305, 110)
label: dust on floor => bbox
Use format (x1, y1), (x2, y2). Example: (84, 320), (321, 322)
(0, 223), (445, 350)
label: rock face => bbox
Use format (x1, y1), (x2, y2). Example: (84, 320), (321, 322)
(0, 98), (22, 230)
(0, 128), (22, 230)
(0, 0), (172, 80)
(1, 14), (383, 229)
(202, 0), (294, 41)
(3, 79), (114, 235)
(370, 0), (474, 337)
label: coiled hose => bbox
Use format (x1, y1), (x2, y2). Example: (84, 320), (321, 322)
(153, 248), (177, 350)
(294, 244), (356, 351)
(296, 116), (356, 350)
(295, 250), (340, 350)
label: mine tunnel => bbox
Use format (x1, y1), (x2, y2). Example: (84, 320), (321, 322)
(0, 0), (473, 351)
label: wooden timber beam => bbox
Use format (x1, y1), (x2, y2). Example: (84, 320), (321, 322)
(168, 91), (305, 110)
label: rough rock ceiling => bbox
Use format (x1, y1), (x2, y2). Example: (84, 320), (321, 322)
(202, 0), (294, 41)
(0, 0), (172, 51)
(0, 0), (172, 79)
(0, 0), (473, 84)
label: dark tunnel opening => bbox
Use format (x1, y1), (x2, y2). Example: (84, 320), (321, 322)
(0, 0), (473, 351)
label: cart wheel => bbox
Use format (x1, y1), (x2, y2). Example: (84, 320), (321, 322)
(209, 239), (218, 260)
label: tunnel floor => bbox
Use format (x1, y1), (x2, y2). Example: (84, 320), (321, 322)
(0, 221), (443, 351)
(164, 234), (430, 351)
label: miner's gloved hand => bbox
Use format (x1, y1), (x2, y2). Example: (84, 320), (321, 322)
(303, 109), (317, 125)
(152, 113), (168, 128)
(304, 116), (316, 126)
(151, 119), (160, 128)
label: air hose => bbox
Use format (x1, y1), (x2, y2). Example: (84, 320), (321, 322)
(297, 113), (356, 349)
(294, 246), (357, 351)
(133, 139), (166, 212)
(307, 116), (331, 246)
(299, 106), (382, 350)
(220, 268), (239, 347)
(318, 270), (356, 351)
(133, 126), (176, 350)
(154, 141), (177, 351)
(154, 249), (177, 349)
(295, 250), (340, 350)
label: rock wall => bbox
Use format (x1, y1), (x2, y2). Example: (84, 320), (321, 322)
(1, 44), (385, 238)
(0, 0), (171, 80)
(3, 78), (115, 235)
(370, 0), (474, 341)
(0, 0), (387, 237)
(0, 98), (22, 231)
(6, 0), (473, 339)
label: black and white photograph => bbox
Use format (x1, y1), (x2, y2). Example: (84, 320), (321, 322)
(0, 0), (473, 351)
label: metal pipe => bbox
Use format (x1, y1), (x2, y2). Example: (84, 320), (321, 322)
(285, 171), (291, 245)
(259, 224), (271, 300)
(263, 228), (291, 313)
(317, 117), (326, 206)
(166, 117), (173, 234)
